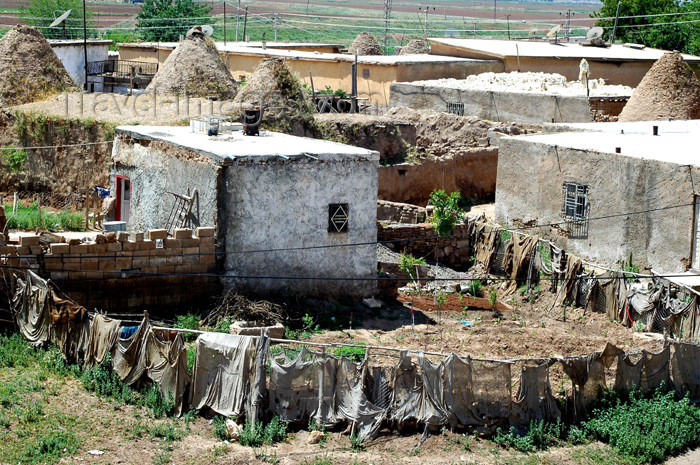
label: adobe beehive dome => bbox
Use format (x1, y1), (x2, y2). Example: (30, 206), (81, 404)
(348, 32), (383, 56)
(399, 39), (429, 55)
(618, 51), (700, 122)
(0, 25), (76, 106)
(146, 27), (238, 100)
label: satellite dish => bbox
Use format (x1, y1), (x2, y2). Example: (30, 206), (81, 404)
(586, 27), (604, 41)
(546, 24), (562, 39)
(201, 24), (214, 37)
(49, 9), (71, 28)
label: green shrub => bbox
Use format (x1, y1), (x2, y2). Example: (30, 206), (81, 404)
(212, 415), (229, 441)
(332, 344), (366, 362)
(429, 189), (464, 237)
(0, 333), (37, 368)
(81, 355), (137, 405)
(493, 419), (567, 452)
(143, 384), (174, 419)
(465, 280), (483, 297)
(174, 313), (200, 342)
(238, 417), (288, 447)
(1, 147), (27, 174)
(585, 387), (700, 464)
(17, 431), (79, 465)
(150, 422), (183, 442)
(398, 252), (426, 281)
(350, 433), (363, 451)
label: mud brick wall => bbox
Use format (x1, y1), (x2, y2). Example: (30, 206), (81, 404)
(377, 200), (428, 224)
(377, 222), (472, 269)
(589, 97), (629, 117)
(0, 227), (221, 316)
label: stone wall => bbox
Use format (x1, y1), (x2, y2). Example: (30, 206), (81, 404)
(0, 227), (220, 314)
(379, 148), (498, 205)
(377, 200), (427, 224)
(589, 97), (629, 118)
(377, 222), (472, 268)
(496, 137), (697, 273)
(389, 82), (596, 124)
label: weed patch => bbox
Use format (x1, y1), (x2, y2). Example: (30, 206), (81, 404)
(238, 417), (288, 447)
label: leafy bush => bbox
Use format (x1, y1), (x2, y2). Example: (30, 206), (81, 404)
(174, 313), (200, 342)
(143, 384), (175, 419)
(1, 147), (27, 174)
(465, 280), (483, 297)
(238, 417), (288, 447)
(398, 252), (426, 281)
(81, 355), (137, 405)
(0, 333), (37, 368)
(212, 415), (229, 441)
(429, 189), (464, 237)
(585, 387), (700, 464)
(518, 284), (542, 302)
(493, 418), (567, 452)
(332, 343), (366, 362)
(350, 433), (363, 451)
(17, 431), (80, 465)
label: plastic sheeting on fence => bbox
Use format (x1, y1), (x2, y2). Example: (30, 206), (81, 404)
(502, 234), (539, 294)
(12, 271), (55, 346)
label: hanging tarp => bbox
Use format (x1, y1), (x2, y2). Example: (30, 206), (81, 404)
(12, 271), (51, 346)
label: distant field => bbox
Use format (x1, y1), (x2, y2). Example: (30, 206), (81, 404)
(0, 0), (598, 47)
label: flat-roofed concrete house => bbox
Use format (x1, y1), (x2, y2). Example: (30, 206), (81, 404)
(111, 125), (379, 298)
(496, 120), (700, 276)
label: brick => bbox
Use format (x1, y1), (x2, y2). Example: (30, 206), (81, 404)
(16, 246), (30, 256)
(70, 244), (89, 255)
(150, 257), (167, 267)
(183, 247), (199, 255)
(132, 258), (150, 268)
(195, 227), (216, 238)
(94, 234), (106, 244)
(199, 237), (216, 248)
(163, 238), (183, 248)
(87, 271), (104, 280)
(63, 262), (82, 271)
(139, 240), (156, 251)
(123, 241), (139, 252)
(180, 238), (200, 248)
(68, 238), (82, 246)
(68, 272), (88, 280)
(103, 271), (121, 279)
(115, 258), (132, 270)
(50, 272), (69, 281)
(29, 246), (43, 255)
(99, 260), (116, 271)
(140, 267), (158, 274)
(182, 254), (200, 265)
(63, 257), (80, 264)
(20, 235), (40, 246)
(81, 257), (98, 265)
(106, 242), (122, 252)
(148, 229), (168, 240)
(0, 246), (14, 255)
(157, 265), (175, 273)
(116, 231), (130, 243)
(81, 261), (99, 271)
(173, 228), (192, 239)
(131, 232), (144, 242)
(199, 254), (216, 265)
(189, 264), (208, 274)
(166, 255), (183, 265)
(44, 257), (63, 271)
(104, 232), (117, 243)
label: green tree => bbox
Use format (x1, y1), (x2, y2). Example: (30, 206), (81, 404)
(137, 0), (212, 42)
(19, 0), (93, 40)
(429, 189), (464, 237)
(593, 0), (690, 52)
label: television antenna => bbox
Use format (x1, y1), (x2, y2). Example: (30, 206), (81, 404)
(49, 9), (71, 39)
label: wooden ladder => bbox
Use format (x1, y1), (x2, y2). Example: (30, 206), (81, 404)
(164, 189), (198, 236)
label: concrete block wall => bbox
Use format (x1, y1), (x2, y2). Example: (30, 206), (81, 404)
(0, 227), (220, 315)
(377, 222), (472, 268)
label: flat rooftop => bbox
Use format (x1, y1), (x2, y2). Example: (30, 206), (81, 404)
(428, 38), (700, 63)
(118, 41), (486, 65)
(49, 39), (113, 46)
(116, 125), (379, 163)
(119, 40), (343, 50)
(510, 120), (700, 166)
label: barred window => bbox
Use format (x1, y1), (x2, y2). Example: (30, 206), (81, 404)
(562, 182), (588, 220)
(328, 204), (349, 233)
(446, 102), (465, 116)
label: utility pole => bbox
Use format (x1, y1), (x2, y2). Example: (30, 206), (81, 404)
(560, 9), (575, 41)
(493, 0), (496, 21)
(235, 0), (241, 41)
(242, 6), (248, 42)
(223, 1), (227, 46)
(611, 0), (622, 44)
(506, 14), (511, 40)
(383, 0), (392, 50)
(82, 0), (88, 91)
(306, 0), (310, 15)
(418, 5), (435, 39)
(274, 13), (278, 42)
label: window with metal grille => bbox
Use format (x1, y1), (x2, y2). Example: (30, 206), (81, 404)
(328, 203), (349, 233)
(562, 182), (588, 220)
(446, 102), (465, 116)
(562, 182), (590, 238)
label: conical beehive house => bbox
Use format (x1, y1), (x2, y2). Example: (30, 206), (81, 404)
(233, 58), (316, 136)
(347, 32), (383, 56)
(618, 51), (700, 122)
(399, 39), (429, 55)
(146, 27), (238, 100)
(0, 25), (76, 106)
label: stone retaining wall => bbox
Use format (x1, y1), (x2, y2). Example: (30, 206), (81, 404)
(378, 222), (472, 268)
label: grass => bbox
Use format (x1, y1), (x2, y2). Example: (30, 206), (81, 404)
(238, 417), (288, 448)
(331, 343), (367, 362)
(4, 201), (85, 231)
